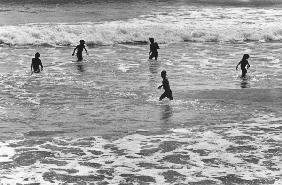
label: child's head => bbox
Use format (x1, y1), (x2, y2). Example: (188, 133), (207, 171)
(80, 40), (85, 45)
(35, 52), (40, 58)
(149, 37), (154, 43)
(243, 54), (249, 60)
(161, 70), (167, 78)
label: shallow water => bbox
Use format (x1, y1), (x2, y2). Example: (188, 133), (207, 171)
(0, 42), (282, 184)
(0, 42), (282, 139)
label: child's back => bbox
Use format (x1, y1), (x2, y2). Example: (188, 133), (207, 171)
(149, 38), (159, 60)
(150, 42), (159, 53)
(31, 52), (43, 73)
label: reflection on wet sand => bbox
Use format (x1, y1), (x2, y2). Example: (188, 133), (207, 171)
(160, 103), (173, 123)
(148, 60), (160, 74)
(240, 77), (250, 88)
(148, 59), (160, 87)
(76, 62), (85, 72)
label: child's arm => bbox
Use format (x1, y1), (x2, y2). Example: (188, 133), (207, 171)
(236, 61), (241, 70)
(39, 60), (43, 71)
(72, 46), (77, 56)
(31, 60), (33, 74)
(84, 46), (88, 55)
(247, 62), (250, 69)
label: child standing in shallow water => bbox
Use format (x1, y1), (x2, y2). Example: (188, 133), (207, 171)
(149, 38), (159, 60)
(72, 40), (88, 61)
(31, 52), (43, 74)
(158, 70), (173, 101)
(236, 54), (250, 78)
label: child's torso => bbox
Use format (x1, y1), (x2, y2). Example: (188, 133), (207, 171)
(77, 45), (84, 53)
(150, 43), (159, 52)
(162, 78), (171, 91)
(241, 59), (248, 69)
(32, 58), (41, 69)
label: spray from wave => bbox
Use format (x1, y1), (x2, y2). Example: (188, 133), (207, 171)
(1, 21), (282, 47)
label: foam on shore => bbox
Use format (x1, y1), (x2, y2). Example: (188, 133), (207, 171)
(0, 112), (281, 184)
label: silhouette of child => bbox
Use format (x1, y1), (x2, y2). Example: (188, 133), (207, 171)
(72, 40), (88, 61)
(31, 52), (43, 73)
(158, 70), (173, 101)
(236, 54), (250, 78)
(149, 38), (159, 60)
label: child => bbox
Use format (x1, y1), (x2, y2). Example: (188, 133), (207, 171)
(31, 52), (43, 73)
(158, 70), (173, 101)
(149, 38), (159, 60)
(236, 54), (250, 78)
(72, 40), (88, 61)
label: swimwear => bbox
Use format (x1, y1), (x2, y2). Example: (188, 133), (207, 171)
(149, 52), (158, 60)
(32, 58), (42, 73)
(149, 42), (159, 60)
(77, 53), (83, 61)
(242, 68), (247, 77)
(160, 90), (173, 100)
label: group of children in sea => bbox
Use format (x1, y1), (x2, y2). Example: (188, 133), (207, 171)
(30, 38), (250, 101)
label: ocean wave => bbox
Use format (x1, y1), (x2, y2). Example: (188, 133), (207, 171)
(1, 0), (282, 6)
(1, 22), (282, 47)
(188, 0), (282, 6)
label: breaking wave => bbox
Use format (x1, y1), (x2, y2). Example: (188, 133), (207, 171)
(1, 21), (282, 47)
(1, 0), (282, 6)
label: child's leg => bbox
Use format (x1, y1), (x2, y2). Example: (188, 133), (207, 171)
(159, 92), (167, 101)
(154, 52), (158, 60)
(242, 68), (247, 77)
(167, 90), (173, 100)
(77, 53), (83, 61)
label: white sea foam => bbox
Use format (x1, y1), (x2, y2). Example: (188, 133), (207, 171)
(0, 19), (282, 47)
(1, 112), (281, 184)
(0, 142), (15, 162)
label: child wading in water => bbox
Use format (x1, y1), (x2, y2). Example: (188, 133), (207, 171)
(158, 70), (173, 101)
(72, 40), (88, 61)
(31, 52), (43, 74)
(149, 38), (159, 60)
(236, 54), (250, 78)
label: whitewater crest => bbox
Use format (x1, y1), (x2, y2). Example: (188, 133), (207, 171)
(1, 21), (282, 47)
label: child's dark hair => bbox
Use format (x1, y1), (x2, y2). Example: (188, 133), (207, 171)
(149, 37), (154, 43)
(80, 40), (85, 44)
(35, 52), (40, 58)
(161, 70), (166, 78)
(242, 54), (249, 60)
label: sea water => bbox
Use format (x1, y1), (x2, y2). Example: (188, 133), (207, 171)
(0, 0), (282, 184)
